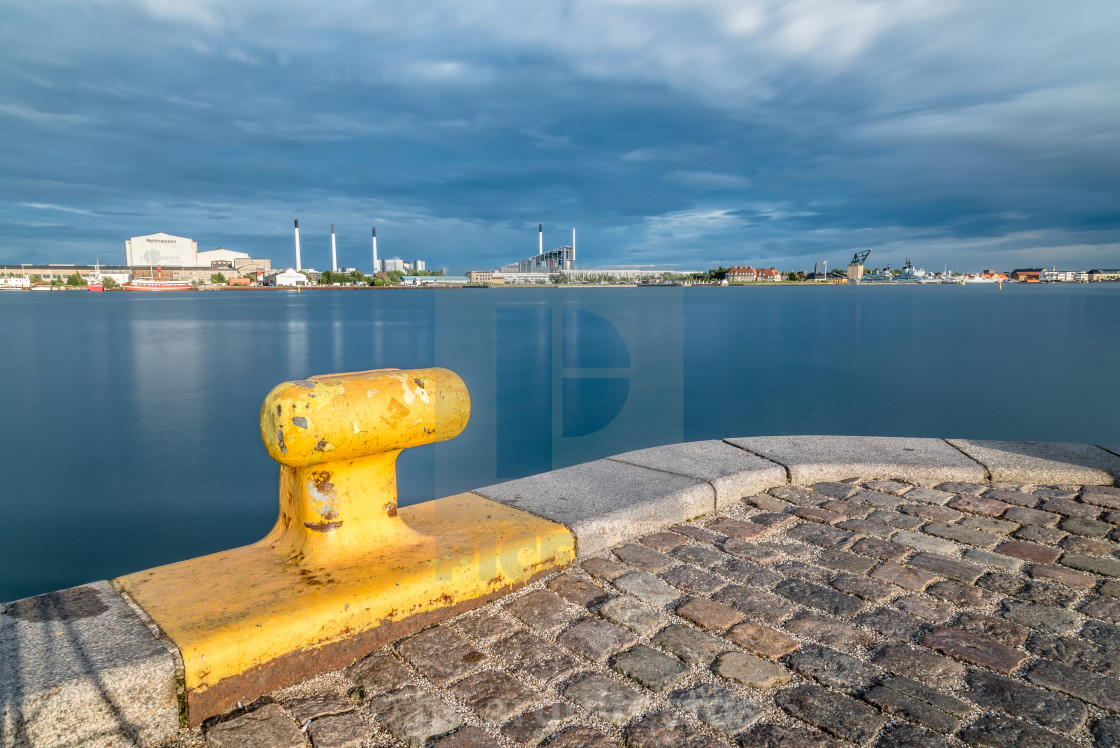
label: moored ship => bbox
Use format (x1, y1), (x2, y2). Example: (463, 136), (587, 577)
(122, 277), (193, 292)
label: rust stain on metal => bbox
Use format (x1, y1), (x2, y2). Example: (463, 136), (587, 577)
(379, 397), (409, 430)
(303, 520), (343, 533)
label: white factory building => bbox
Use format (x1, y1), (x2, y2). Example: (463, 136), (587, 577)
(125, 233), (199, 266)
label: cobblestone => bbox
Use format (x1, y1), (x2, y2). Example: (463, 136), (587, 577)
(445, 667), (537, 725)
(921, 626), (1028, 673)
(675, 597), (742, 631)
(998, 599), (1081, 634)
(1092, 717), (1120, 748)
(611, 645), (689, 691)
(557, 618), (636, 662)
(775, 578), (864, 618)
(705, 516), (769, 540)
(614, 543), (672, 571)
(787, 644), (881, 693)
(964, 669), (1087, 732)
(1061, 553), (1120, 578)
(713, 651), (790, 688)
(660, 564), (727, 596)
(306, 711), (370, 748)
(187, 478), (1120, 748)
(668, 682), (761, 734)
(725, 620), (800, 659)
(625, 711), (723, 748)
(783, 611), (877, 653)
(598, 595), (669, 636)
(398, 627), (486, 686)
(582, 556), (627, 580)
(370, 685), (462, 748)
(651, 624), (730, 664)
(547, 574), (611, 608)
(1043, 498), (1101, 519)
(500, 702), (579, 744)
(776, 683), (885, 744)
(504, 589), (582, 634)
(958, 714), (1078, 748)
(951, 612), (1029, 647)
(908, 552), (985, 583)
(873, 643), (965, 688)
(561, 673), (647, 723)
(612, 570), (681, 607)
(994, 539), (1062, 564)
(205, 704), (306, 748)
(433, 726), (496, 748)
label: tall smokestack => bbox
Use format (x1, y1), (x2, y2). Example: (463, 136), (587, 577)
(539, 223), (543, 255)
(371, 225), (378, 274)
(330, 224), (337, 272)
(294, 218), (301, 271)
(572, 227), (576, 270)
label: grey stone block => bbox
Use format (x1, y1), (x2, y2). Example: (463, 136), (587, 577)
(948, 439), (1120, 485)
(0, 581), (179, 748)
(473, 459), (714, 555)
(608, 440), (787, 509)
(725, 435), (985, 486)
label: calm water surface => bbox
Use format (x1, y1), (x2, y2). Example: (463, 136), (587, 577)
(2, 284), (1118, 601)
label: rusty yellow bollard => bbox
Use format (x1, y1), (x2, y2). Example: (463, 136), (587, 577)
(258, 368), (469, 562)
(117, 368), (574, 725)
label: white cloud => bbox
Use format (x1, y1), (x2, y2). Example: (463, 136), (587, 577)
(666, 171), (751, 191)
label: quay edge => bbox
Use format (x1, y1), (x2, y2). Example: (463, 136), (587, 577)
(2, 435), (1119, 747)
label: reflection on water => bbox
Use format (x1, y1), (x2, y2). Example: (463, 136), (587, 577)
(1, 284), (1118, 601)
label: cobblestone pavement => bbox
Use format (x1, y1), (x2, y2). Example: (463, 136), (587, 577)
(175, 480), (1120, 747)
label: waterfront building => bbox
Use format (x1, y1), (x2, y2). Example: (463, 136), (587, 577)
(757, 268), (781, 281)
(727, 266), (758, 282)
(467, 270), (493, 284)
(263, 269), (309, 287)
(413, 260), (426, 272)
(1010, 268), (1044, 282)
(125, 233), (198, 266)
(497, 245), (574, 274)
(1088, 268), (1120, 281)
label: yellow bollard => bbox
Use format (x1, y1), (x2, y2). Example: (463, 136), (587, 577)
(117, 368), (574, 725)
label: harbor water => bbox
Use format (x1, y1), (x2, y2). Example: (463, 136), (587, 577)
(1, 283), (1118, 602)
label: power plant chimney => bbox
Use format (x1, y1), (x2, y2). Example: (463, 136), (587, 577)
(294, 218), (302, 271)
(539, 223), (543, 256)
(330, 224), (337, 273)
(371, 225), (378, 274)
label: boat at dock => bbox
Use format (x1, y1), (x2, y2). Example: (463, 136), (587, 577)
(88, 261), (104, 292)
(122, 277), (193, 292)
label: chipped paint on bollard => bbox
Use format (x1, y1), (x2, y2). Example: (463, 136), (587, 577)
(116, 368), (574, 725)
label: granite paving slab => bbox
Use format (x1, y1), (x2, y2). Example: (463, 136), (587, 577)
(608, 439), (787, 509)
(725, 435), (986, 486)
(0, 581), (179, 748)
(948, 439), (1120, 485)
(473, 458), (714, 555)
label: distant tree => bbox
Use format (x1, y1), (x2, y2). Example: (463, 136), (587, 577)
(210, 273), (227, 285)
(349, 269), (366, 283)
(66, 273), (85, 286)
(102, 277), (119, 289)
(368, 276), (386, 286)
(787, 272), (798, 282)
(386, 270), (405, 285)
(319, 270), (334, 285)
(29, 274), (42, 284)
(50, 278), (63, 286)
(708, 267), (729, 281)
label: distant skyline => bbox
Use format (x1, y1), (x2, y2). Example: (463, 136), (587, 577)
(1, 1), (1118, 274)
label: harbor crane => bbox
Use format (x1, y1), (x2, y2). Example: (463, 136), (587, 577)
(847, 249), (872, 282)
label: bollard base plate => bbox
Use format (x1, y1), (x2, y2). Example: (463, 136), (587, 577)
(116, 493), (574, 726)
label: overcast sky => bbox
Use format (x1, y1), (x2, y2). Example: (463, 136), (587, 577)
(2, 0), (1118, 273)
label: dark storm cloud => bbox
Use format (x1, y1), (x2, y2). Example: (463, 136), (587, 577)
(1, 0), (1117, 272)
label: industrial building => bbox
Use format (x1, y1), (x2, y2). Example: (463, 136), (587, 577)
(125, 233), (270, 274)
